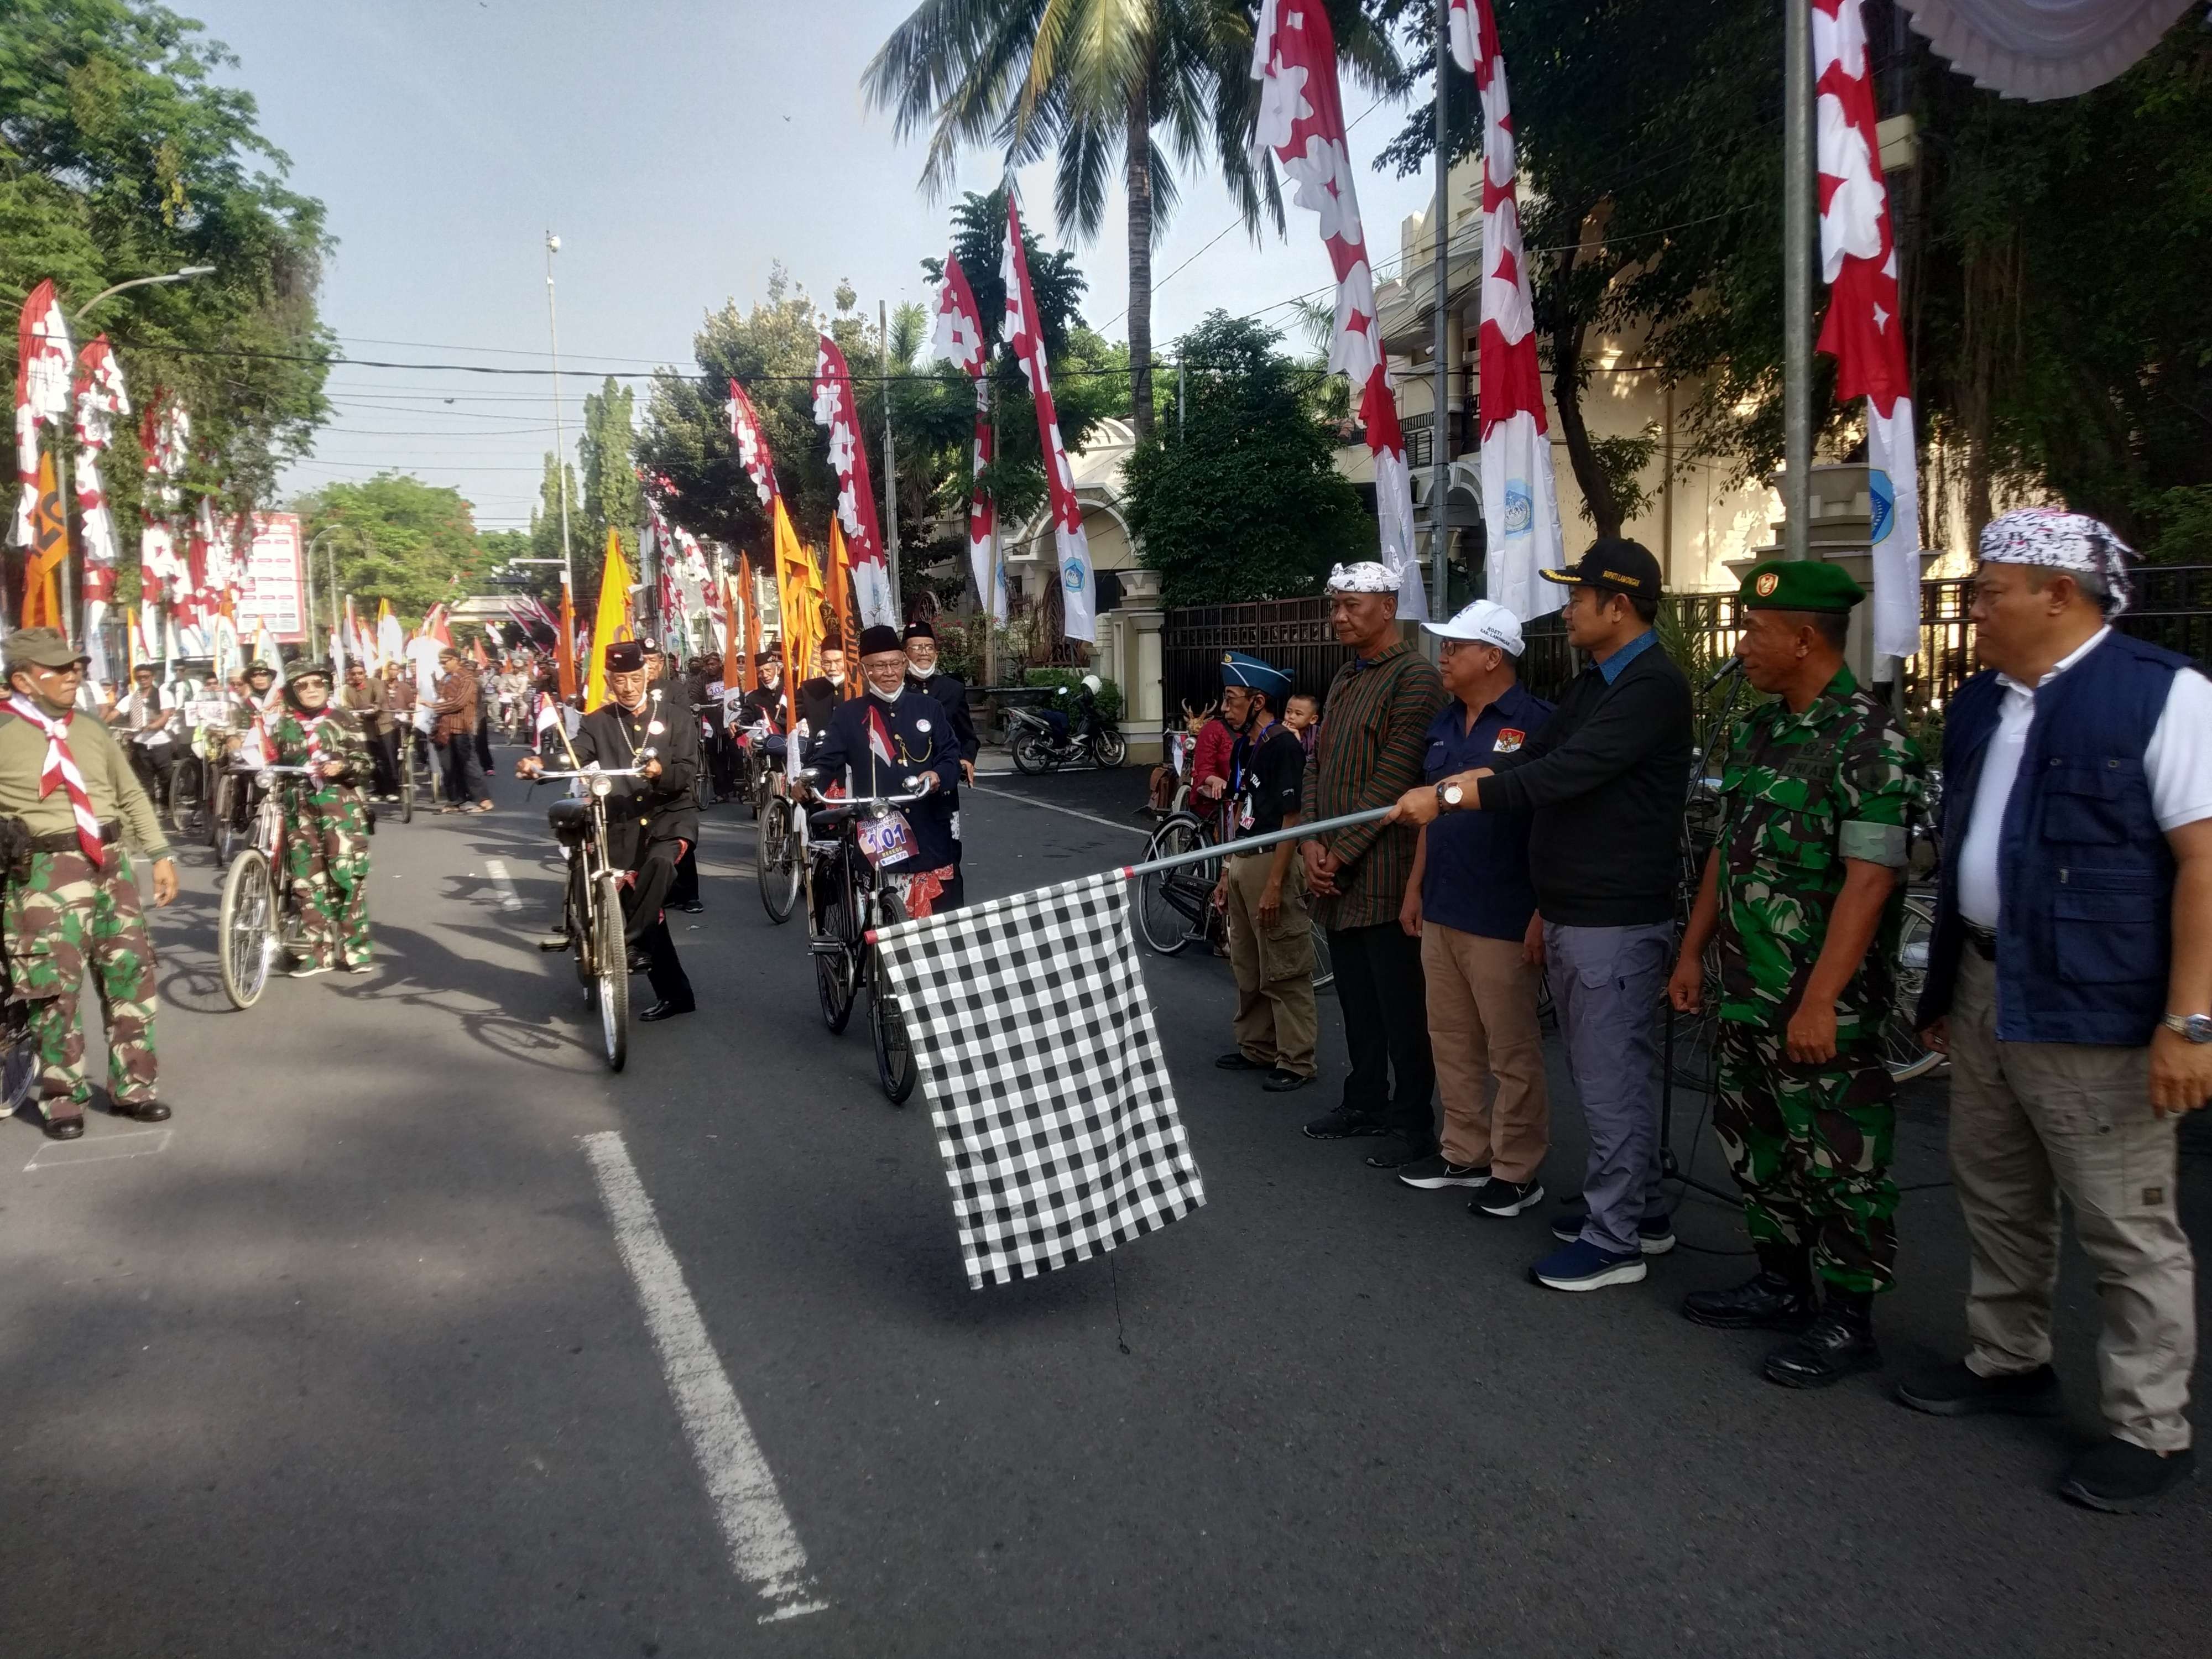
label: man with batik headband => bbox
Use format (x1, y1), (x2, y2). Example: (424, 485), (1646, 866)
(518, 639), (702, 1021)
(1900, 508), (2212, 1514)
(0, 627), (178, 1139)
(269, 659), (375, 978)
(806, 625), (964, 918)
(1668, 562), (1923, 1387)
(1300, 561), (1449, 1165)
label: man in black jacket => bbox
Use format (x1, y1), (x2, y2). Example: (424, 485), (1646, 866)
(904, 620), (979, 909)
(1391, 540), (1692, 1291)
(795, 641), (848, 737)
(517, 639), (700, 1021)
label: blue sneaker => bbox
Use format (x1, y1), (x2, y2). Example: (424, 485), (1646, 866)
(1530, 1238), (1648, 1292)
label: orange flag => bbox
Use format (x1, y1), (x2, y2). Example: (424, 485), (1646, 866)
(556, 583), (578, 701)
(737, 555), (761, 695)
(20, 451), (68, 635)
(827, 520), (859, 695)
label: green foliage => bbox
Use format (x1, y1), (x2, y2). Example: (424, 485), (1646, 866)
(2137, 486), (2212, 565)
(0, 0), (331, 547)
(293, 473), (494, 624)
(1022, 665), (1122, 724)
(1124, 312), (1369, 606)
(520, 453), (587, 605)
(578, 375), (640, 568)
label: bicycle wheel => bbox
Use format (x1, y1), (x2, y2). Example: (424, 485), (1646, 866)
(218, 847), (276, 1009)
(1880, 895), (1943, 1083)
(399, 749), (415, 822)
(593, 871), (628, 1072)
(757, 796), (801, 923)
(1091, 728), (1128, 769)
(1135, 815), (1213, 956)
(1, 1003), (40, 1118)
(168, 756), (203, 839)
(814, 866), (858, 1035)
(869, 891), (917, 1104)
(1010, 730), (1050, 775)
(1310, 921), (1334, 992)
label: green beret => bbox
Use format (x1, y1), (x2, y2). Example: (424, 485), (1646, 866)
(1738, 559), (1864, 614)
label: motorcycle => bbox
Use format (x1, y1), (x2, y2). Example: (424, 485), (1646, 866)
(1006, 679), (1127, 774)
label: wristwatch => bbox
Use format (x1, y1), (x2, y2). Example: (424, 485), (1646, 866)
(2162, 1013), (2212, 1045)
(1436, 780), (1465, 812)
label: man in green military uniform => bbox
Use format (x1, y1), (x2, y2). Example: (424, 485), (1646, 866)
(268, 660), (373, 977)
(1668, 560), (1924, 1388)
(0, 628), (178, 1139)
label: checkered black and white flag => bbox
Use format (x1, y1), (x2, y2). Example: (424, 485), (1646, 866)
(875, 871), (1205, 1290)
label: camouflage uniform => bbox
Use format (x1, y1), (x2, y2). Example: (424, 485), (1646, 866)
(4, 847), (160, 1109)
(1712, 665), (1924, 1294)
(270, 708), (373, 969)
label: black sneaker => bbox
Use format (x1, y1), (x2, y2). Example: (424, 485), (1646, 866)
(1894, 1360), (2063, 1419)
(1361, 1134), (1437, 1170)
(2057, 1438), (2198, 1514)
(1303, 1105), (1386, 1140)
(1762, 1301), (1880, 1389)
(1395, 1155), (1490, 1191)
(1215, 1051), (1266, 1071)
(1682, 1271), (1817, 1332)
(1472, 1177), (1546, 1218)
(1260, 1068), (1313, 1093)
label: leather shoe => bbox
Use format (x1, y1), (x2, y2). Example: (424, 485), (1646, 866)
(626, 947), (651, 974)
(111, 1100), (171, 1123)
(1215, 1051), (1265, 1071)
(677, 900), (706, 914)
(639, 999), (696, 1022)
(1763, 1298), (1880, 1389)
(41, 1114), (85, 1141)
(1682, 1271), (1818, 1332)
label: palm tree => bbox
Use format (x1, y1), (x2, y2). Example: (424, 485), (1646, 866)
(865, 2), (1398, 446)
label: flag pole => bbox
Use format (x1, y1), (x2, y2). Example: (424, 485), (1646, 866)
(1431, 0), (1452, 611)
(1116, 806), (1392, 880)
(1783, 0), (1814, 560)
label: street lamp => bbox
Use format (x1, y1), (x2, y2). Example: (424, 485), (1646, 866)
(76, 264), (217, 321)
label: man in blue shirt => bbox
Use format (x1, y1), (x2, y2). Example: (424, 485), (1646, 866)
(1395, 600), (1554, 1217)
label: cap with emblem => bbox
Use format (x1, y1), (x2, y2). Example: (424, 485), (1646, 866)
(855, 624), (904, 658)
(1327, 560), (1403, 594)
(285, 658), (334, 685)
(902, 620), (937, 644)
(4, 627), (91, 674)
(1540, 538), (1663, 599)
(603, 640), (645, 672)
(1220, 650), (1293, 705)
(1423, 598), (1526, 656)
(753, 649), (780, 667)
(246, 658), (278, 676)
(1738, 559), (1864, 613)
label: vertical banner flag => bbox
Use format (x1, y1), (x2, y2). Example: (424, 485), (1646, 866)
(1814, 0), (1920, 663)
(140, 394), (190, 654)
(736, 557), (761, 695)
(874, 872), (1206, 1289)
(72, 334), (130, 685)
(11, 279), (74, 554)
(728, 378), (804, 709)
(1000, 196), (1097, 643)
(827, 521), (858, 675)
(22, 452), (67, 631)
(933, 253), (1005, 622)
(810, 336), (896, 629)
(1448, 0), (1566, 624)
(586, 530), (635, 711)
(1251, 3), (1427, 619)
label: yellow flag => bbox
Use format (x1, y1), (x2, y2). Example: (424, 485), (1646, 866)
(771, 499), (822, 703)
(586, 529), (636, 711)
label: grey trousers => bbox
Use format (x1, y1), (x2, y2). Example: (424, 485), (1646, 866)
(1547, 921), (1674, 1255)
(1948, 949), (2195, 1452)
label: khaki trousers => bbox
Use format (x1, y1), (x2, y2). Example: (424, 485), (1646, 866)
(1224, 851), (1316, 1077)
(1422, 922), (1549, 1182)
(1948, 949), (2195, 1452)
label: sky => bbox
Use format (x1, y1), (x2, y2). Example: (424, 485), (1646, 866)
(185, 0), (1442, 535)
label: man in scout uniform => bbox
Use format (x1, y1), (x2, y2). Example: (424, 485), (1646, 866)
(1667, 559), (1924, 1387)
(268, 660), (374, 977)
(1209, 651), (1316, 1092)
(0, 627), (178, 1139)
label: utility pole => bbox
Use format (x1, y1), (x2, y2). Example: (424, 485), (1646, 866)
(545, 232), (578, 610)
(880, 299), (902, 620)
(1431, 0), (1453, 611)
(1783, 0), (1813, 559)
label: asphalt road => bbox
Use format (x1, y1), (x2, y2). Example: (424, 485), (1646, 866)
(1, 746), (2205, 1658)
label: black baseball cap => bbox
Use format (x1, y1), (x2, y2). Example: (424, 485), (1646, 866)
(1541, 538), (1663, 599)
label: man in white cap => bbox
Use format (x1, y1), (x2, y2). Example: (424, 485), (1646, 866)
(1900, 507), (2211, 1513)
(1298, 561), (1449, 1166)
(1392, 600), (1556, 1215)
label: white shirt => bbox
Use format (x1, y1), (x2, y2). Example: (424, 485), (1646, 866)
(114, 685), (179, 745)
(1956, 627), (2212, 927)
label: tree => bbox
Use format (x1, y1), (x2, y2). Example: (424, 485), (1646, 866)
(294, 474), (495, 623)
(864, 1), (1394, 446)
(1124, 312), (1369, 604)
(577, 375), (641, 571)
(1, 0), (332, 572)
(520, 452), (586, 605)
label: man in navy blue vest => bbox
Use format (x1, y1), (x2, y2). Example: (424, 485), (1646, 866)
(1900, 508), (2212, 1514)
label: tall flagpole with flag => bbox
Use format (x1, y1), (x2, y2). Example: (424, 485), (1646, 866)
(810, 337), (896, 629)
(933, 252), (1003, 622)
(586, 529), (635, 711)
(1001, 194), (1097, 643)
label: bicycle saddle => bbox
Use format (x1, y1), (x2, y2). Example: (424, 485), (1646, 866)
(546, 799), (589, 846)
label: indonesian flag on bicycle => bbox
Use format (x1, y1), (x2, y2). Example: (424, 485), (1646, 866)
(867, 703), (898, 769)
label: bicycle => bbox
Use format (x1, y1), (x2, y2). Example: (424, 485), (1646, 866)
(397, 729), (444, 823)
(535, 765), (645, 1072)
(754, 738), (805, 924)
(216, 764), (317, 1009)
(796, 775), (935, 1104)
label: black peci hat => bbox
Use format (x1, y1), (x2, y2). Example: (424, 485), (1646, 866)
(603, 640), (645, 673)
(855, 624), (904, 658)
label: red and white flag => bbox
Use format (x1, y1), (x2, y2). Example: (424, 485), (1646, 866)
(1815, 0), (1919, 662)
(934, 253), (1006, 622)
(72, 334), (131, 688)
(1001, 196), (1095, 642)
(1448, 0), (1564, 624)
(11, 280), (74, 551)
(1251, 1), (1426, 619)
(727, 378), (781, 509)
(810, 336), (897, 630)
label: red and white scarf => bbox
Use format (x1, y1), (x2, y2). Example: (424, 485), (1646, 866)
(7, 695), (104, 865)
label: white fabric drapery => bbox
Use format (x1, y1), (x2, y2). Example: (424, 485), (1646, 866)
(1898, 0), (2196, 99)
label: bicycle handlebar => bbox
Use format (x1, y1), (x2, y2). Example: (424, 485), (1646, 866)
(534, 767), (644, 780)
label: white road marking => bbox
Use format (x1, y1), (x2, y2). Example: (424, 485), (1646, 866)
(24, 1127), (172, 1172)
(482, 858), (524, 912)
(582, 1130), (826, 1623)
(966, 783), (1149, 837)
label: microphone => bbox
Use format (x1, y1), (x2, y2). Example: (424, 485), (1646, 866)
(1703, 656), (1744, 693)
